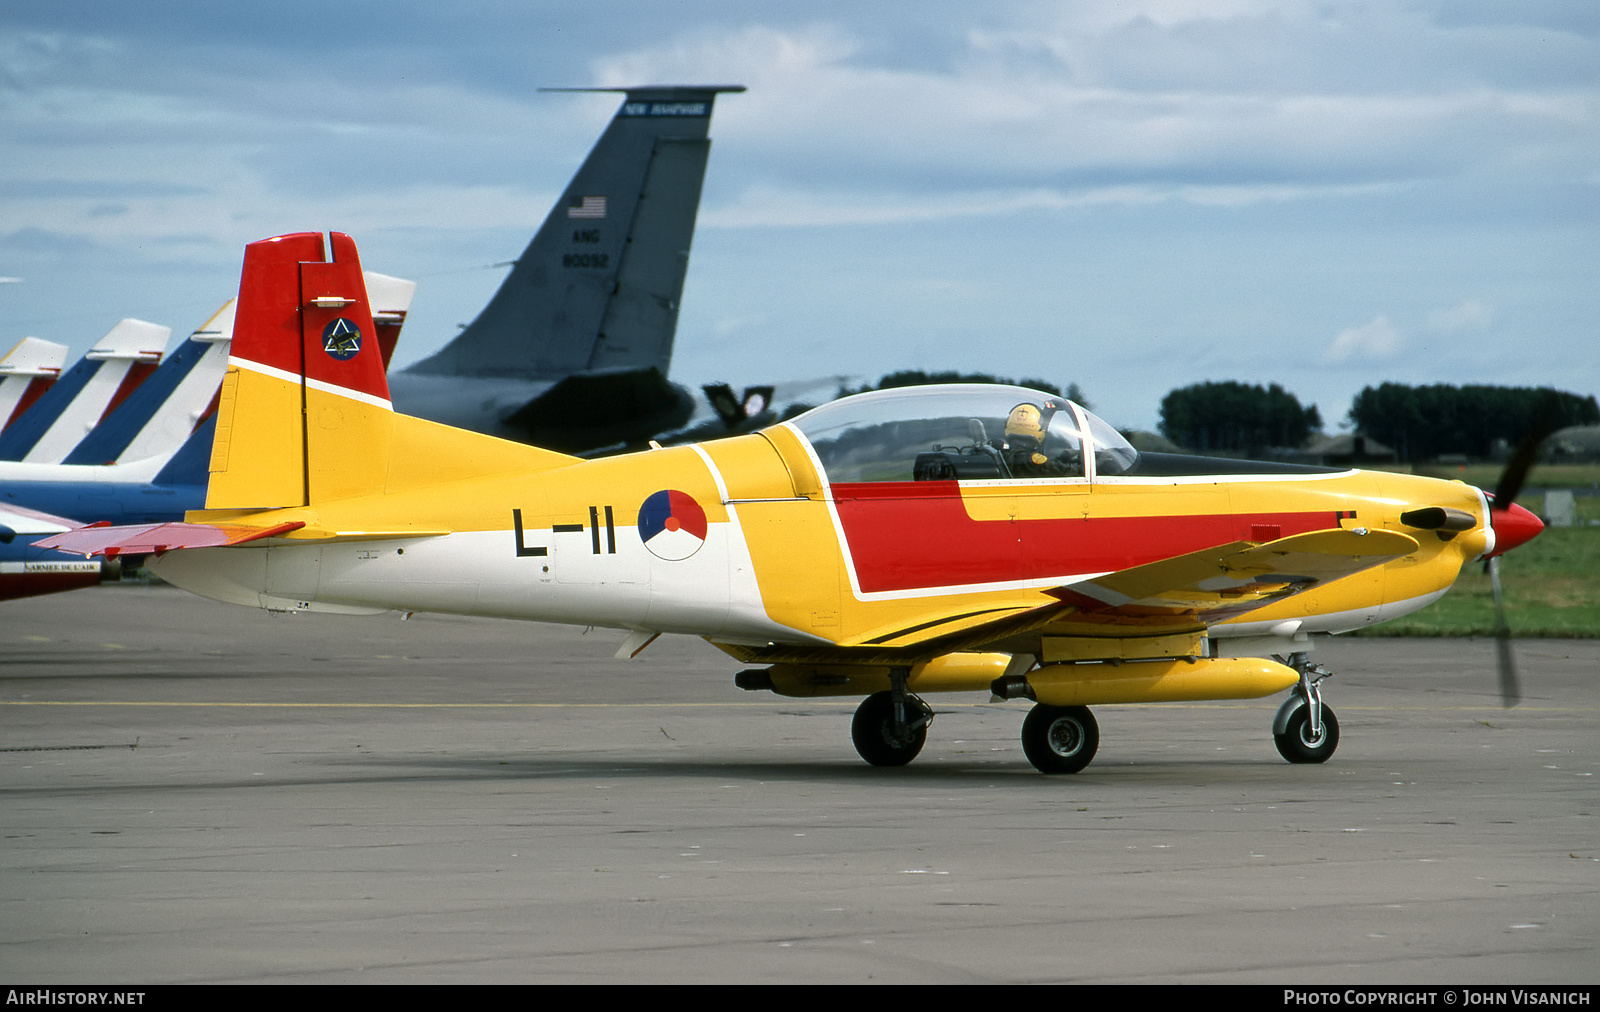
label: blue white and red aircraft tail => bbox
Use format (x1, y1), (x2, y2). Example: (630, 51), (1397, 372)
(59, 302), (234, 467)
(0, 337), (68, 433)
(0, 320), (171, 464)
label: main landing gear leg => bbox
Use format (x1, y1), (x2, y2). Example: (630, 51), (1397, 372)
(851, 667), (932, 767)
(1273, 651), (1340, 764)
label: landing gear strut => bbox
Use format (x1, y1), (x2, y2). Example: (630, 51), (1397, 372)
(1273, 651), (1340, 764)
(851, 668), (932, 767)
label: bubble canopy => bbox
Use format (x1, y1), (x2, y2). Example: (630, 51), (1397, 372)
(785, 384), (1138, 484)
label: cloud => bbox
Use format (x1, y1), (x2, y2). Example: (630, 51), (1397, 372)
(1426, 299), (1494, 333)
(0, 2), (1594, 427)
(709, 312), (773, 343)
(699, 178), (1402, 228)
(8, 6), (1598, 249)
(1324, 315), (1404, 364)
(588, 11), (1599, 206)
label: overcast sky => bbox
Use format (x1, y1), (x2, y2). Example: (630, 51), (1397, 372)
(2, 0), (1595, 431)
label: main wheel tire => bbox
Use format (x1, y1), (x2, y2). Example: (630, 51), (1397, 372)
(1275, 703), (1340, 764)
(851, 691), (928, 767)
(1021, 704), (1099, 774)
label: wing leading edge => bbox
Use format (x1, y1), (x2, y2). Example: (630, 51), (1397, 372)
(821, 527), (1420, 659)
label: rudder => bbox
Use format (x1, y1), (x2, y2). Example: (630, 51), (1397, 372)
(208, 232), (393, 510)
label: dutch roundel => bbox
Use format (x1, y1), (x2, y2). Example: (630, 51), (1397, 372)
(638, 489), (708, 561)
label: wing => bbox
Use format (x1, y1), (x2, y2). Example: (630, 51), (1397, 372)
(728, 527), (1419, 667)
(1042, 527), (1420, 632)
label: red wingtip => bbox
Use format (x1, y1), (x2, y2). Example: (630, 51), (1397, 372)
(1489, 501), (1544, 557)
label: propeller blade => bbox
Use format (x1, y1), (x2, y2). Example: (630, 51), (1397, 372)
(1487, 555), (1520, 707)
(1493, 392), (1567, 508)
(1481, 391), (1569, 708)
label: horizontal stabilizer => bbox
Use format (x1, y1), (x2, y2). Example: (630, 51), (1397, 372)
(86, 318), (171, 363)
(38, 519), (307, 558)
(0, 336), (67, 377)
(0, 337), (68, 431)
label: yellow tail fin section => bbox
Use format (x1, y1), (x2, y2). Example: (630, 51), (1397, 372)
(206, 231), (576, 513)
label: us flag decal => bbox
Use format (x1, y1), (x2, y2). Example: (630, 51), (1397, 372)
(566, 196), (606, 219)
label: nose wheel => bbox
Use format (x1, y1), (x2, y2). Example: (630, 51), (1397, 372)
(1275, 703), (1340, 763)
(1273, 651), (1340, 764)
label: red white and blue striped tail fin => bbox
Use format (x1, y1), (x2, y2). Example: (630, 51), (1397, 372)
(363, 272), (416, 369)
(60, 302), (235, 467)
(0, 337), (68, 433)
(0, 320), (171, 464)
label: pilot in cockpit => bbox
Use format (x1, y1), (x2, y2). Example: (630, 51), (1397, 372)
(1003, 402), (1082, 478)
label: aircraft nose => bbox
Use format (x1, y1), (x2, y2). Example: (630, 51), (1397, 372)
(1489, 501), (1544, 557)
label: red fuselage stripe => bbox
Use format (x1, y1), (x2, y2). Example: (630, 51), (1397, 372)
(830, 481), (1337, 593)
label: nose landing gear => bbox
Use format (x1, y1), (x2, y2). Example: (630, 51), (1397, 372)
(1273, 651), (1339, 764)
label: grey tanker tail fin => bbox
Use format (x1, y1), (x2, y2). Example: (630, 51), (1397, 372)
(407, 85), (743, 386)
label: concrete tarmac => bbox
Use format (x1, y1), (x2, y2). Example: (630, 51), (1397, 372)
(2, 584), (1595, 984)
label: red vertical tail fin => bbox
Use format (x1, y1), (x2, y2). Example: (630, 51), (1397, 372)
(209, 232), (393, 509)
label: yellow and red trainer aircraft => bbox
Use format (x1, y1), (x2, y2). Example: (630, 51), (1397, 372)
(41, 232), (1546, 774)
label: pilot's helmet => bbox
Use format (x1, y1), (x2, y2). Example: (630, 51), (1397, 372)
(1005, 403), (1050, 446)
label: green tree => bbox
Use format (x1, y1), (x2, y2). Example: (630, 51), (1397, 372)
(1347, 383), (1599, 462)
(1159, 381), (1322, 454)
